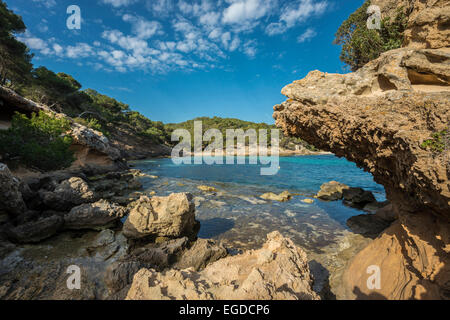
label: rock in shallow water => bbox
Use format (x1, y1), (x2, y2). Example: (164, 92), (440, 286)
(260, 191), (292, 202)
(316, 181), (349, 201)
(343, 188), (376, 205)
(126, 231), (319, 300)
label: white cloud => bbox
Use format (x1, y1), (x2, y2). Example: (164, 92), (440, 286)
(222, 0), (274, 24)
(52, 43), (64, 55)
(281, 0), (328, 27)
(146, 0), (173, 15)
(100, 0), (138, 7)
(66, 43), (94, 58)
(32, 0), (56, 8)
(122, 14), (163, 39)
(297, 28), (317, 43)
(199, 11), (220, 26)
(266, 0), (328, 36)
(208, 28), (222, 40)
(17, 34), (63, 56)
(229, 36), (240, 52)
(243, 40), (257, 58)
(221, 32), (231, 49)
(265, 22), (286, 36)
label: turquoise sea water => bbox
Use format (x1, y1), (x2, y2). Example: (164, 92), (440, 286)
(132, 154), (385, 251)
(132, 154), (386, 295)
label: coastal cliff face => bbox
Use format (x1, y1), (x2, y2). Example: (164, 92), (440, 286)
(273, 0), (449, 300)
(372, 0), (450, 49)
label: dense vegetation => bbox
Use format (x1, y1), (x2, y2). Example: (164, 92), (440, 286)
(0, 111), (74, 170)
(165, 117), (317, 151)
(0, 1), (33, 87)
(334, 0), (408, 71)
(0, 1), (169, 169)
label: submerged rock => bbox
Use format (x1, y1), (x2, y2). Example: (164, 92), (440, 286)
(64, 200), (126, 230)
(260, 191), (292, 202)
(197, 185), (218, 193)
(126, 231), (319, 300)
(123, 193), (198, 239)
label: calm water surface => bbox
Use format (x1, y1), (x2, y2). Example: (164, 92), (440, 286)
(131, 155), (385, 249)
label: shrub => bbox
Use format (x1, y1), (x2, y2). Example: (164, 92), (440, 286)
(420, 130), (448, 153)
(0, 111), (75, 170)
(334, 1), (407, 71)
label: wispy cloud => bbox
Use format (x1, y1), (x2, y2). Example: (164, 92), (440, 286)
(297, 28), (317, 43)
(100, 0), (138, 7)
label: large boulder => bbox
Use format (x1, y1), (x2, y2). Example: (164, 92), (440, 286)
(0, 163), (26, 216)
(40, 177), (96, 211)
(342, 187), (376, 205)
(316, 181), (349, 201)
(64, 200), (126, 230)
(6, 215), (64, 243)
(123, 193), (198, 239)
(126, 231), (319, 300)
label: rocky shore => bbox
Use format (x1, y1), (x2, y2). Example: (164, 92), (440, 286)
(0, 161), (325, 299)
(273, 0), (449, 300)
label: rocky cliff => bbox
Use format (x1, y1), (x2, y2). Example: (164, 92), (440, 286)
(273, 0), (449, 300)
(372, 0), (450, 49)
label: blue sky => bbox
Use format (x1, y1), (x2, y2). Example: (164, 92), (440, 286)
(7, 0), (364, 124)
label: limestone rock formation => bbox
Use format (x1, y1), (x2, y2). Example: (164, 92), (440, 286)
(40, 177), (96, 211)
(64, 200), (126, 230)
(126, 231), (319, 300)
(6, 215), (64, 243)
(0, 163), (26, 216)
(260, 191), (292, 202)
(273, 44), (449, 299)
(175, 238), (228, 271)
(70, 123), (121, 162)
(123, 193), (198, 239)
(372, 0), (450, 49)
(316, 181), (349, 201)
(0, 229), (129, 300)
(343, 212), (450, 299)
